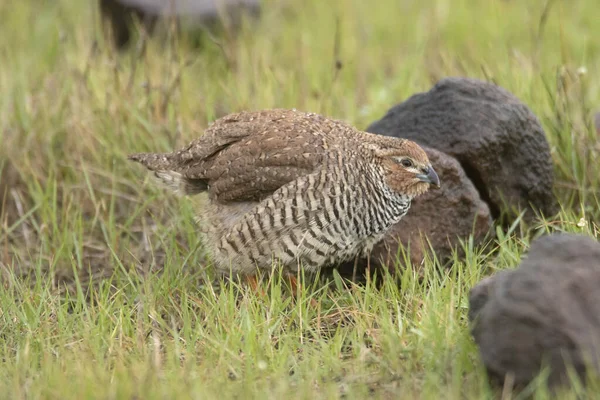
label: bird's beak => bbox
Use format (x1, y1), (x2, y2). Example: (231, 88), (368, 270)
(417, 166), (441, 189)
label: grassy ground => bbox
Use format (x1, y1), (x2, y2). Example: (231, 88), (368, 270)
(1, 0), (599, 398)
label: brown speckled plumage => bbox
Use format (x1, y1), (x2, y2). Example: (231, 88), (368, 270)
(129, 109), (440, 277)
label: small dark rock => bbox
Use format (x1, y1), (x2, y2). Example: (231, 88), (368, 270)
(371, 146), (492, 270)
(100, 0), (261, 48)
(469, 234), (600, 388)
(367, 77), (557, 224)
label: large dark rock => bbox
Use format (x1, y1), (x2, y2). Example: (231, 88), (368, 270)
(336, 147), (492, 277)
(367, 77), (557, 224)
(100, 0), (261, 48)
(469, 234), (600, 388)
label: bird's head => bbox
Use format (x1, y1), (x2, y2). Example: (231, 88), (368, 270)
(368, 137), (440, 198)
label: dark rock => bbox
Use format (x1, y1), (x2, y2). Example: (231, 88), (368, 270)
(100, 0), (261, 48)
(367, 77), (557, 224)
(100, 0), (158, 48)
(336, 147), (492, 277)
(469, 234), (600, 388)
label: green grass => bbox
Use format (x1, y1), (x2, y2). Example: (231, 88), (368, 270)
(1, 0), (599, 398)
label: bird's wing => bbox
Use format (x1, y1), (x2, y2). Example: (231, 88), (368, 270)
(167, 109), (350, 202)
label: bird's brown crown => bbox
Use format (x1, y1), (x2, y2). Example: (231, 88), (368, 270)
(366, 137), (440, 198)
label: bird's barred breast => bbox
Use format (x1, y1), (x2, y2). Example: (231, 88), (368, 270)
(212, 162), (411, 274)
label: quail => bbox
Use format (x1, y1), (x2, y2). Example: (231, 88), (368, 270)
(129, 109), (440, 283)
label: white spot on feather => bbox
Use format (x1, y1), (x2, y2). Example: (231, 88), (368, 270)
(153, 170), (185, 196)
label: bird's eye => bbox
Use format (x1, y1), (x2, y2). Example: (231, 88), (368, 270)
(401, 159), (413, 168)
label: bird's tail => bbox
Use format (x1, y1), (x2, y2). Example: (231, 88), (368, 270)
(128, 152), (173, 171)
(128, 152), (208, 196)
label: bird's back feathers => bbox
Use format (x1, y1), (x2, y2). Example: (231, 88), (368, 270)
(128, 109), (365, 202)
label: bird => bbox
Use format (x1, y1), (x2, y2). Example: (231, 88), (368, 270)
(129, 108), (440, 289)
